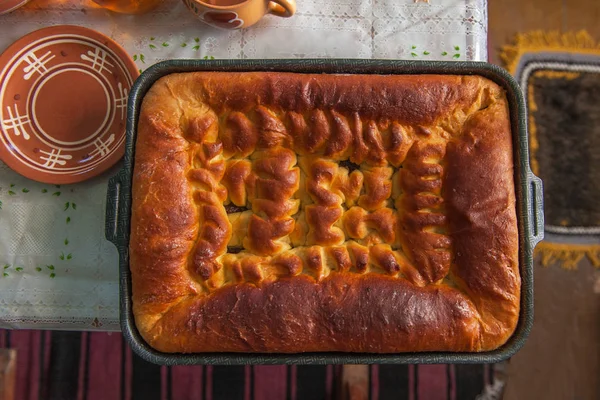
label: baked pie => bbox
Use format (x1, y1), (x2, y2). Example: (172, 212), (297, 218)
(130, 72), (520, 353)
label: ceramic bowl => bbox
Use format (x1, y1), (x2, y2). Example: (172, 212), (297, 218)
(0, 25), (139, 184)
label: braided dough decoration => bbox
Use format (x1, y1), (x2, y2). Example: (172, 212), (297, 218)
(131, 72), (520, 353)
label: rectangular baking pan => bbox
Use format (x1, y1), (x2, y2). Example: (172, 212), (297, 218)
(105, 59), (544, 365)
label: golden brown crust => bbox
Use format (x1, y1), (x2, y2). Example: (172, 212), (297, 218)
(130, 72), (519, 353)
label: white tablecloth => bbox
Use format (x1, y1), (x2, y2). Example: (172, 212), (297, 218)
(0, 0), (488, 331)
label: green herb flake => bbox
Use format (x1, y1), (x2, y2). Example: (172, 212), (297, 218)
(162, 42), (169, 47)
(50, 273), (56, 278)
(441, 51), (448, 56)
(133, 54), (138, 61)
(8, 190), (15, 195)
(59, 253), (65, 261)
(66, 253), (72, 260)
(64, 238), (69, 245)
(149, 44), (157, 50)
(411, 52), (418, 57)
(139, 69), (143, 74)
(52, 192), (61, 197)
(453, 53), (460, 59)
(10, 184), (15, 188)
(140, 54), (146, 63)
(192, 45), (200, 51)
(41, 188), (48, 193)
(47, 265), (55, 270)
(181, 43), (187, 47)
(15, 267), (23, 272)
(454, 45), (460, 51)
(66, 216), (71, 224)
(64, 202), (70, 211)
(3, 273), (7, 277)
(411, 45), (416, 49)
(194, 37), (200, 43)
(3, 264), (9, 270)
(36, 267), (42, 272)
(150, 36), (155, 41)
(22, 188), (29, 193)
(72, 203), (77, 210)
(423, 51), (430, 55)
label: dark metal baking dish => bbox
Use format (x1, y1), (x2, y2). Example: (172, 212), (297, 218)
(105, 59), (543, 365)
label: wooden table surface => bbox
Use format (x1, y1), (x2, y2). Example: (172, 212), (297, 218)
(489, 0), (600, 65)
(489, 2), (600, 400)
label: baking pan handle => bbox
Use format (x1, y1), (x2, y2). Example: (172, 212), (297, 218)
(529, 173), (544, 246)
(105, 171), (123, 245)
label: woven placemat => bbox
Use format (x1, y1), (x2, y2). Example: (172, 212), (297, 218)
(502, 31), (600, 269)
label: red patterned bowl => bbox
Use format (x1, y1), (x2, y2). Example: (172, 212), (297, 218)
(0, 25), (139, 184)
(0, 0), (30, 15)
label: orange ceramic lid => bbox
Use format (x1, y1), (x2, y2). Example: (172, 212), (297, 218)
(0, 25), (139, 184)
(0, 0), (29, 14)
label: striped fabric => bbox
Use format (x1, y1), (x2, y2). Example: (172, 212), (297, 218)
(0, 330), (496, 400)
